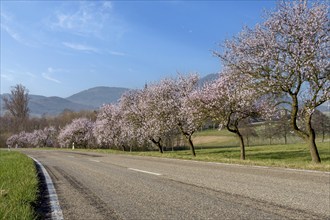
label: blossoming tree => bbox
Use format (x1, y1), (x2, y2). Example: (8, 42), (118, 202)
(58, 118), (95, 148)
(216, 1), (329, 163)
(94, 104), (132, 151)
(198, 71), (271, 160)
(174, 74), (205, 156)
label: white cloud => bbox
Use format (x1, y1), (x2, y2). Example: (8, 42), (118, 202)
(1, 10), (36, 47)
(52, 2), (111, 37)
(102, 1), (112, 10)
(1, 21), (32, 46)
(42, 67), (62, 83)
(62, 42), (99, 53)
(1, 74), (14, 81)
(108, 50), (126, 56)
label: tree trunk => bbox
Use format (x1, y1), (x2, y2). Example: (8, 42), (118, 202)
(226, 114), (246, 160)
(187, 135), (196, 157)
(151, 138), (163, 153)
(178, 125), (196, 157)
(290, 95), (321, 163)
(236, 131), (245, 160)
(307, 133), (321, 163)
(121, 145), (126, 151)
(306, 115), (321, 163)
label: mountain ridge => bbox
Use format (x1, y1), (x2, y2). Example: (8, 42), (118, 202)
(66, 86), (129, 108)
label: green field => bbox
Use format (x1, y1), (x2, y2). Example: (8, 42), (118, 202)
(0, 151), (39, 220)
(122, 142), (329, 171)
(77, 128), (330, 171)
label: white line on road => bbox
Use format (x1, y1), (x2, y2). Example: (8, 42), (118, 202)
(128, 168), (162, 176)
(88, 159), (100, 163)
(29, 156), (64, 220)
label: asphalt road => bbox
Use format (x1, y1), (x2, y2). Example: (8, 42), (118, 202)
(19, 149), (330, 220)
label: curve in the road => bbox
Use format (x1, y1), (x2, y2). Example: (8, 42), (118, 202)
(30, 156), (64, 220)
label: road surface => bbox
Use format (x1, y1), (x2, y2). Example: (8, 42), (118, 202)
(20, 149), (330, 219)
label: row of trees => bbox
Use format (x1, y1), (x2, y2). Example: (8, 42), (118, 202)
(3, 1), (329, 163)
(5, 73), (269, 158)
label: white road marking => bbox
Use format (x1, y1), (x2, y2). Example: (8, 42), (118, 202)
(29, 156), (64, 220)
(88, 159), (100, 163)
(128, 168), (162, 176)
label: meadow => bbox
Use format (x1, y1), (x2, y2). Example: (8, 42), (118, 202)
(83, 128), (330, 172)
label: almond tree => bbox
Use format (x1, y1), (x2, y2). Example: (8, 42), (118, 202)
(58, 118), (95, 148)
(120, 83), (178, 153)
(6, 131), (29, 148)
(143, 80), (177, 153)
(217, 1), (329, 163)
(94, 104), (132, 151)
(174, 74), (204, 156)
(197, 71), (271, 160)
(28, 126), (57, 148)
(142, 74), (204, 156)
(29, 129), (47, 148)
(119, 89), (153, 150)
(6, 134), (19, 148)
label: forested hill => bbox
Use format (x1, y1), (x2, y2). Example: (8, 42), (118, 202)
(66, 86), (129, 108)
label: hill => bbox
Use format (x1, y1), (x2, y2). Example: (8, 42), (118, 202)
(198, 73), (218, 87)
(66, 86), (129, 108)
(0, 94), (95, 117)
(29, 95), (95, 116)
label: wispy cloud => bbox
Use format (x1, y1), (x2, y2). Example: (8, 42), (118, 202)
(102, 1), (113, 10)
(62, 42), (126, 56)
(51, 1), (113, 37)
(42, 67), (62, 83)
(0, 11), (35, 47)
(108, 51), (126, 56)
(62, 42), (99, 53)
(1, 73), (14, 81)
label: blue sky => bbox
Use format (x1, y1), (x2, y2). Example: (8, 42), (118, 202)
(1, 1), (276, 97)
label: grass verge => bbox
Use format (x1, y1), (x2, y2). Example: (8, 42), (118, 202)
(74, 141), (330, 172)
(0, 150), (39, 220)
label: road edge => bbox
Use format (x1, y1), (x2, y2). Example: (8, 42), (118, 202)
(30, 156), (64, 220)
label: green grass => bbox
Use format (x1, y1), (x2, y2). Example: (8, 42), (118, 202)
(0, 150), (39, 220)
(62, 140), (329, 171)
(129, 142), (330, 171)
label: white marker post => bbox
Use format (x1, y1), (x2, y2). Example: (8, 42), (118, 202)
(72, 142), (75, 150)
